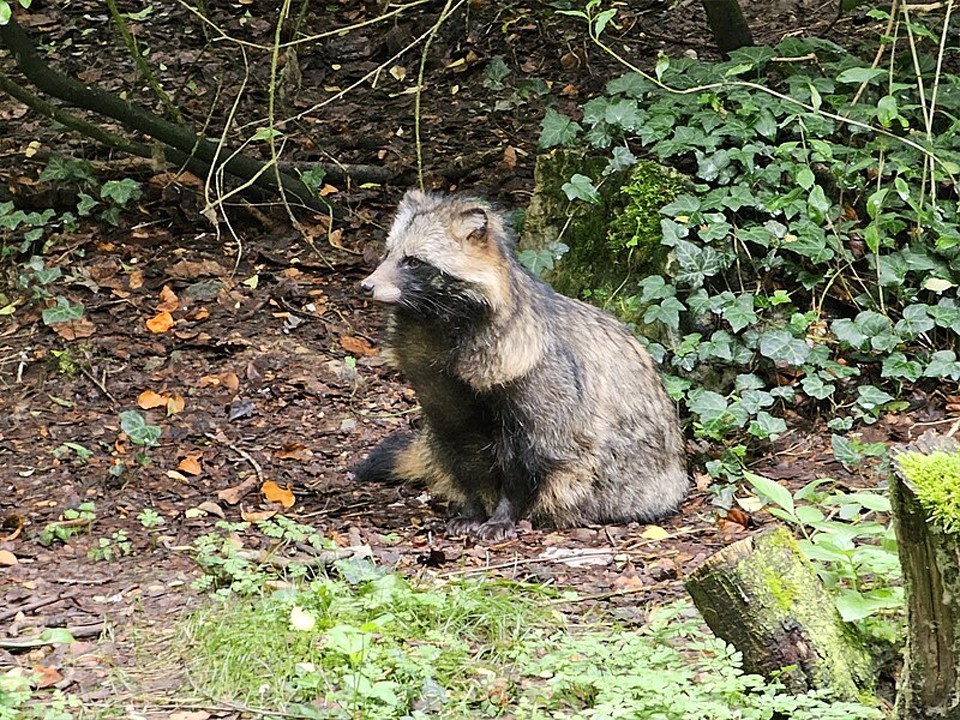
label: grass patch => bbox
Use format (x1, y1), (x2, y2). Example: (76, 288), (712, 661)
(172, 550), (886, 719)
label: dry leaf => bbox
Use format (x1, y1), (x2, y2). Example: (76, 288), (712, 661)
(221, 372), (240, 393)
(157, 284), (180, 312)
(501, 146), (517, 170)
(276, 442), (313, 461)
(146, 310), (175, 334)
(197, 501), (225, 519)
(51, 318), (96, 340)
(166, 470), (189, 482)
(640, 525), (670, 541)
(178, 455), (202, 475)
(166, 392), (185, 415)
(240, 506), (278, 522)
(262, 480), (295, 508)
(339, 335), (378, 357)
(0, 550), (18, 566)
(218, 476), (259, 505)
(33, 665), (63, 689)
(137, 389), (168, 409)
(128, 268), (144, 289)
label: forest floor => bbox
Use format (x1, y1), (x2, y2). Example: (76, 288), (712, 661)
(1, 0), (955, 714)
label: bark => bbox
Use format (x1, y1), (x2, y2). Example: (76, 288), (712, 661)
(0, 18), (334, 215)
(700, 0), (754, 56)
(891, 434), (960, 720)
(685, 527), (872, 700)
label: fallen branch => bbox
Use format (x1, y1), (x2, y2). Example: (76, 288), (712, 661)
(0, 19), (334, 215)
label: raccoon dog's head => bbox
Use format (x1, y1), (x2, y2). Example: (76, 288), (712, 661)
(361, 190), (512, 319)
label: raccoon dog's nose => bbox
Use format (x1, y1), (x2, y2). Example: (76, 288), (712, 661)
(360, 277), (375, 294)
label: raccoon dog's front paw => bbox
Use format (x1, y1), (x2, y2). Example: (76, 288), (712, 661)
(474, 519), (517, 543)
(446, 516), (485, 537)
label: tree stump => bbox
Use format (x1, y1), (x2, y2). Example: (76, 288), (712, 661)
(891, 434), (960, 720)
(685, 527), (871, 700)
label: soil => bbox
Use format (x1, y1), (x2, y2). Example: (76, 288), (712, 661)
(0, 0), (955, 714)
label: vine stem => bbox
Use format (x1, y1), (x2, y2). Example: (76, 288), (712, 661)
(415, 0), (459, 189)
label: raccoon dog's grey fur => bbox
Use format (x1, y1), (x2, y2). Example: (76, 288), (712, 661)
(355, 189), (688, 541)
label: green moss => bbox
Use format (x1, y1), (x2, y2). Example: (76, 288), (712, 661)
(606, 161), (686, 268)
(897, 449), (960, 533)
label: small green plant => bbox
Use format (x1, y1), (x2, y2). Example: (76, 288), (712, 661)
(88, 530), (132, 561)
(137, 508), (165, 529)
(190, 518), (337, 595)
(119, 410), (161, 447)
(52, 441), (93, 465)
(0, 669), (81, 720)
(744, 473), (902, 626)
(39, 502), (96, 545)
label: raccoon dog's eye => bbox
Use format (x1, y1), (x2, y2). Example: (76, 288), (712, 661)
(403, 256), (425, 269)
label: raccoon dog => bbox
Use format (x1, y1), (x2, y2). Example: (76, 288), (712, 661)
(355, 190), (688, 541)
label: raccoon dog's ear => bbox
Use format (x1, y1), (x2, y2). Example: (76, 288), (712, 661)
(399, 188), (429, 210)
(452, 208), (489, 246)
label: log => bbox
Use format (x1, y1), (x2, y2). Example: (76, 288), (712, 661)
(685, 527), (872, 700)
(891, 433), (960, 720)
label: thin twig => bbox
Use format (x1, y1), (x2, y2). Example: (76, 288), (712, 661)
(204, 431), (264, 482)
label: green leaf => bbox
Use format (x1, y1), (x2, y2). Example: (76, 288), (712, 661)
(895, 303), (934, 337)
(758, 329), (811, 366)
(806, 185), (831, 222)
(743, 471), (795, 517)
(856, 385), (894, 412)
(643, 297), (685, 330)
(835, 590), (877, 622)
(835, 67), (886, 84)
(561, 174), (600, 204)
(101, 178), (142, 207)
(686, 389), (728, 425)
(41, 296), (85, 325)
(539, 108), (581, 149)
(721, 294), (757, 332)
(483, 56), (511, 90)
(606, 73), (650, 98)
(795, 166), (815, 190)
(865, 188), (889, 220)
(831, 434), (861, 469)
(748, 412), (787, 439)
(118, 410), (162, 447)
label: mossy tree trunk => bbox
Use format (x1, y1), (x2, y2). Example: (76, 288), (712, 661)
(891, 437), (960, 719)
(685, 527), (872, 700)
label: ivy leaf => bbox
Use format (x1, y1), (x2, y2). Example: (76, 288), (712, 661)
(643, 297), (685, 330)
(605, 99), (642, 131)
(638, 275), (676, 303)
(118, 410), (162, 447)
(758, 329), (811, 366)
(894, 303), (934, 338)
(721, 294), (757, 332)
(539, 108), (581, 149)
(806, 185), (831, 222)
(835, 66), (886, 84)
(42, 297), (85, 325)
(801, 374), (835, 399)
(606, 72), (650, 98)
(881, 352), (923, 382)
(661, 194), (701, 218)
(831, 434), (861, 469)
(856, 385), (894, 413)
(483, 56), (511, 90)
(749, 412), (787, 440)
(561, 174), (600, 204)
(795, 166), (815, 190)
(924, 350), (960, 380)
(831, 318), (867, 349)
(686, 389), (729, 425)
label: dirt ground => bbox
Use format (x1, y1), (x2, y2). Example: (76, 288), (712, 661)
(1, 0), (953, 712)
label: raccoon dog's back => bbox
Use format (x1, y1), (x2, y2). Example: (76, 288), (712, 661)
(355, 190), (688, 541)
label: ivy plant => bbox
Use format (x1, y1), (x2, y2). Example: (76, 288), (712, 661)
(540, 15), (960, 476)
